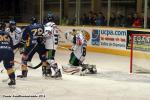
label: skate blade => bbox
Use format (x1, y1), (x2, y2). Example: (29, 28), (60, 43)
(17, 77), (27, 81)
(9, 85), (15, 89)
(54, 77), (62, 80)
(43, 76), (62, 80)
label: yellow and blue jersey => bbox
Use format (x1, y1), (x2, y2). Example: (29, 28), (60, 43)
(22, 23), (44, 46)
(0, 30), (13, 50)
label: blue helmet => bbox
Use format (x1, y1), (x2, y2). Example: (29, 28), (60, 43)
(31, 17), (38, 24)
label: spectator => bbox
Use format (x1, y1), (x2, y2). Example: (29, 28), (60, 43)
(114, 13), (125, 27)
(124, 14), (134, 27)
(81, 13), (89, 25)
(88, 11), (95, 25)
(132, 13), (143, 28)
(96, 12), (105, 26)
(61, 16), (69, 25)
(92, 13), (97, 25)
(109, 13), (116, 26)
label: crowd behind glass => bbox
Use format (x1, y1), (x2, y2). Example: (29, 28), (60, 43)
(61, 11), (145, 28)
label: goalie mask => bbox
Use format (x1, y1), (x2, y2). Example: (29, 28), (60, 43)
(75, 31), (85, 46)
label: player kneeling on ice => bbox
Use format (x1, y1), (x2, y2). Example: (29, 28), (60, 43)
(62, 30), (97, 75)
(43, 13), (62, 78)
(0, 22), (16, 86)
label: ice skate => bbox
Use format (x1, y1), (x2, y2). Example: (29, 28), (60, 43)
(17, 70), (28, 79)
(42, 66), (47, 77)
(81, 64), (97, 74)
(8, 79), (16, 88)
(51, 63), (62, 79)
(51, 69), (62, 79)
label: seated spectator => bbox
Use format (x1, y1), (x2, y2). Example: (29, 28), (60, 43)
(81, 13), (89, 25)
(88, 11), (96, 25)
(109, 13), (116, 26)
(124, 14), (134, 27)
(96, 12), (105, 26)
(114, 13), (125, 27)
(132, 13), (143, 28)
(61, 16), (69, 25)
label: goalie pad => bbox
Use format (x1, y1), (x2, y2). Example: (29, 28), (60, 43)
(62, 64), (97, 75)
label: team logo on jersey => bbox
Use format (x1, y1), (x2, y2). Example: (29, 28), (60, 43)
(0, 35), (10, 42)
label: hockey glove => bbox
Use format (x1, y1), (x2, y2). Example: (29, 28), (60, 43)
(37, 37), (44, 44)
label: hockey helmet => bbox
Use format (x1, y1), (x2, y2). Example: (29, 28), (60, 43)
(31, 17), (38, 24)
(47, 12), (54, 22)
(9, 20), (16, 26)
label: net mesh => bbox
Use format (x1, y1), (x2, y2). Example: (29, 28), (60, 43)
(130, 34), (150, 73)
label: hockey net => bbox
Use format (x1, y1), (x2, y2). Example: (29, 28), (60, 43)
(130, 34), (150, 73)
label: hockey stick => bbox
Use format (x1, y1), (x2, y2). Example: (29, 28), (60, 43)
(14, 60), (42, 69)
(23, 43), (42, 69)
(27, 62), (42, 69)
(58, 45), (72, 51)
(26, 43), (38, 57)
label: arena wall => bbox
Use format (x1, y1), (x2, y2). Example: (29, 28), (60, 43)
(58, 26), (150, 57)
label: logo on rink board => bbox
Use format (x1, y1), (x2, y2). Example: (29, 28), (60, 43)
(126, 30), (150, 49)
(99, 29), (127, 49)
(91, 30), (100, 46)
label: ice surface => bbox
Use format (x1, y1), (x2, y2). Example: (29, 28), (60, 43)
(0, 50), (150, 100)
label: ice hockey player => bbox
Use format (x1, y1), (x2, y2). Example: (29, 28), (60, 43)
(17, 17), (47, 78)
(0, 22), (16, 86)
(5, 20), (22, 50)
(62, 29), (97, 75)
(43, 13), (62, 78)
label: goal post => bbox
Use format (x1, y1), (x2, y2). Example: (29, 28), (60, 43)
(130, 33), (150, 73)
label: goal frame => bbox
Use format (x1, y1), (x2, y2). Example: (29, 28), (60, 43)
(130, 33), (150, 73)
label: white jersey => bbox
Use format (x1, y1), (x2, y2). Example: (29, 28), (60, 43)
(43, 22), (59, 50)
(66, 30), (87, 60)
(5, 27), (22, 46)
(73, 32), (87, 60)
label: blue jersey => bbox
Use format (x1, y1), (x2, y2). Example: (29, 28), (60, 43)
(22, 23), (44, 46)
(0, 30), (13, 50)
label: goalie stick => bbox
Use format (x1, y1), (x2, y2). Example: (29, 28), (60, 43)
(58, 45), (73, 51)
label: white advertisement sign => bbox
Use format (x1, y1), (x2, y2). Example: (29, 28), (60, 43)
(58, 26), (127, 50)
(99, 29), (127, 49)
